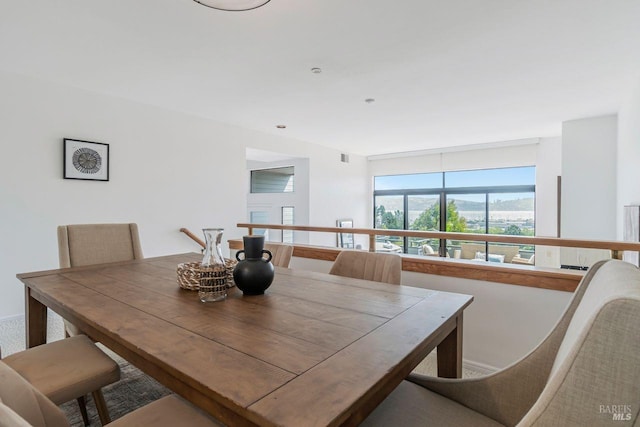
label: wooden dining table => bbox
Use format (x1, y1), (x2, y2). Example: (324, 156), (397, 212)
(19, 253), (473, 427)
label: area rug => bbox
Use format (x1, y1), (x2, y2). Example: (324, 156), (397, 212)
(60, 347), (171, 426)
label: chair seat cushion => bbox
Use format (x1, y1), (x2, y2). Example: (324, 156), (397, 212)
(0, 362), (70, 427)
(2, 335), (120, 405)
(108, 395), (222, 427)
(361, 380), (505, 427)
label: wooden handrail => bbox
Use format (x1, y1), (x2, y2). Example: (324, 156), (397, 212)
(178, 223), (639, 293)
(228, 238), (584, 292)
(179, 227), (206, 249)
(237, 223), (640, 256)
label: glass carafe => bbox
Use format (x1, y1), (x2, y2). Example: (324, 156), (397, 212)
(199, 228), (227, 302)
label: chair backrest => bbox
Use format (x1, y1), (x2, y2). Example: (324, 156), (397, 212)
(518, 260), (640, 426)
(421, 244), (435, 256)
(0, 361), (70, 427)
(57, 223), (143, 268)
(329, 251), (402, 285)
(406, 260), (607, 426)
(264, 242), (294, 268)
(459, 242), (521, 263)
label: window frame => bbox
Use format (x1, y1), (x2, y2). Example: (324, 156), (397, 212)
(373, 168), (536, 256)
(250, 166), (295, 194)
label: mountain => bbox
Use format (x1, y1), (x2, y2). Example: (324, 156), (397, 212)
(377, 197), (534, 213)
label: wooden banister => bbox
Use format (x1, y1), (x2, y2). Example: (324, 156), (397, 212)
(227, 238), (584, 292)
(179, 228), (205, 249)
(231, 223), (640, 293)
(236, 223), (640, 253)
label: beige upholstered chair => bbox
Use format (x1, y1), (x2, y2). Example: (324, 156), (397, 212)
(459, 243), (521, 263)
(264, 242), (294, 268)
(106, 394), (222, 427)
(53, 223), (142, 421)
(1, 335), (120, 425)
(0, 359), (221, 427)
(420, 244), (436, 256)
(329, 251), (402, 285)
(512, 254), (535, 265)
(362, 259), (640, 426)
(57, 223), (143, 337)
(57, 223), (143, 269)
(0, 360), (69, 427)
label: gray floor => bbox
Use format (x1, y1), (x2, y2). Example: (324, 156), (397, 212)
(0, 310), (66, 357)
(413, 349), (484, 378)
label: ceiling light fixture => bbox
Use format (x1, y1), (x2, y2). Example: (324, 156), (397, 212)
(192, 0), (271, 11)
(276, 125), (286, 129)
(311, 67), (322, 74)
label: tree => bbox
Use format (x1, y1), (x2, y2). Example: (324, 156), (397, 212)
(504, 224), (523, 235)
(410, 201), (467, 232)
(375, 205), (403, 229)
(410, 204), (439, 230)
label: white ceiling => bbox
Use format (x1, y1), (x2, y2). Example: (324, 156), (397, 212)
(2, 0), (640, 156)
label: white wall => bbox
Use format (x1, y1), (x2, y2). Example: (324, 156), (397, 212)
(617, 79), (640, 239)
(0, 71), (369, 318)
(309, 152), (370, 249)
(534, 137), (562, 267)
(561, 115), (617, 240)
(560, 115), (617, 267)
(246, 157), (311, 244)
(241, 134), (371, 250)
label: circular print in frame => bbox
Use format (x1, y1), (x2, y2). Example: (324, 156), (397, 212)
(72, 147), (102, 174)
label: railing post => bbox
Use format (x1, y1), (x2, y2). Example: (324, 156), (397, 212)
(612, 250), (622, 260)
(369, 235), (376, 252)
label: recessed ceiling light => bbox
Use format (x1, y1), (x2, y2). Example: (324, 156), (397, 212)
(311, 67), (322, 74)
(365, 98), (375, 103)
(276, 125), (286, 129)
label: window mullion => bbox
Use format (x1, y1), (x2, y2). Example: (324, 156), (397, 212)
(485, 193), (489, 260)
(403, 194), (409, 253)
(440, 191), (447, 256)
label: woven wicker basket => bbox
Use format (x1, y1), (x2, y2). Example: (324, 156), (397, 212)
(177, 259), (237, 291)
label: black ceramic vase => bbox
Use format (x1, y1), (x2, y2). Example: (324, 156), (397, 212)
(233, 235), (274, 295)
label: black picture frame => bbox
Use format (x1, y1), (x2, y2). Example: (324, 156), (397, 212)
(63, 138), (109, 181)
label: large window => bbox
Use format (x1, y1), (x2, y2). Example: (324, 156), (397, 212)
(373, 166), (535, 263)
(251, 166), (294, 193)
(282, 206), (294, 243)
(407, 195), (440, 254)
(374, 195), (405, 253)
(249, 210), (270, 239)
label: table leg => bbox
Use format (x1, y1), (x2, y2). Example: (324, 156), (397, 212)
(25, 286), (47, 348)
(437, 313), (463, 378)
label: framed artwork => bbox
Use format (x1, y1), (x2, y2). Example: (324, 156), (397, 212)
(63, 138), (109, 181)
(336, 218), (354, 249)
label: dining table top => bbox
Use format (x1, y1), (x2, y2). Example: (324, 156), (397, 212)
(19, 252), (473, 427)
